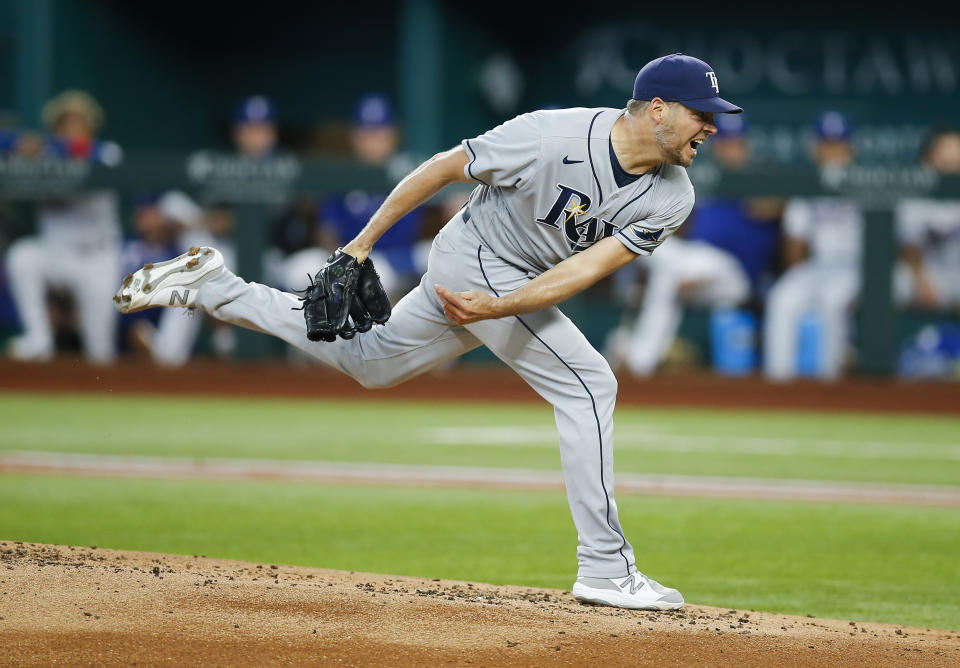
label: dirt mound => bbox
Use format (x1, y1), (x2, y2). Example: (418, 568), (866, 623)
(1, 542), (957, 666)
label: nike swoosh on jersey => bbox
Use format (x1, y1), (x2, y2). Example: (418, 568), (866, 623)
(562, 156), (584, 165)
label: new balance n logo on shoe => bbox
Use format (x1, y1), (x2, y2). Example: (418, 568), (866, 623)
(619, 574), (645, 595)
(169, 289), (190, 306)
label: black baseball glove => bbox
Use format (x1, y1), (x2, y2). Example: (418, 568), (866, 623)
(339, 257), (392, 339)
(299, 250), (391, 342)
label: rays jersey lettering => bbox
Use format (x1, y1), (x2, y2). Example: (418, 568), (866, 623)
(535, 185), (618, 252)
(461, 107), (695, 273)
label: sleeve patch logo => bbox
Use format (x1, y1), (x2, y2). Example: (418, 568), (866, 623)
(630, 227), (664, 244)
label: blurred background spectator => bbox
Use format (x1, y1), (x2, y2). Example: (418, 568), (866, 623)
(894, 128), (960, 313)
(316, 94), (420, 293)
(4, 90), (122, 363)
(232, 96), (277, 159)
(763, 112), (864, 381)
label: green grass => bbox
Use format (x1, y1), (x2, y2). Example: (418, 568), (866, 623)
(1, 393), (959, 485)
(2, 474), (958, 630)
(2, 392), (959, 629)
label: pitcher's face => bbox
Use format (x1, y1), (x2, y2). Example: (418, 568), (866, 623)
(657, 104), (717, 167)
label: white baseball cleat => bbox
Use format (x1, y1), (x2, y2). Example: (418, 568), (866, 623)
(114, 246), (224, 314)
(572, 572), (684, 610)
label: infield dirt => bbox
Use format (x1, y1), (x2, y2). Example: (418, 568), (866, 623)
(1, 542), (957, 666)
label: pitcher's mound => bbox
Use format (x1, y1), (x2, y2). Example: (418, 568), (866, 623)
(1, 542), (956, 666)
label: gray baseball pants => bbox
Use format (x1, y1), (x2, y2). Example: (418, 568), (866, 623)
(195, 215), (637, 578)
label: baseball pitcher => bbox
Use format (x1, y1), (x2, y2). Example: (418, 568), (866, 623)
(115, 53), (741, 610)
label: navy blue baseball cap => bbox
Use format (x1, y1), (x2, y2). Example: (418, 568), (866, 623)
(715, 112), (748, 138)
(234, 95), (276, 124)
(633, 53), (742, 114)
(814, 111), (853, 141)
(353, 93), (395, 128)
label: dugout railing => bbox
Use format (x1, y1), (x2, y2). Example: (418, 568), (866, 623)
(1, 154), (958, 374)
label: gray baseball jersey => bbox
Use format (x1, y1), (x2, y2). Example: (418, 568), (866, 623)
(462, 107), (694, 274)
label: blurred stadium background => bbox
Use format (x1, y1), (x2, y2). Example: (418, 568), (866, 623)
(1, 0), (959, 631)
(0, 0), (958, 375)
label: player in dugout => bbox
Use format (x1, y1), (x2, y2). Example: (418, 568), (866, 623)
(5, 90), (123, 363)
(115, 54), (741, 611)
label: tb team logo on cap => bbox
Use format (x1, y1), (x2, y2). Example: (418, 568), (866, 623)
(705, 72), (719, 94)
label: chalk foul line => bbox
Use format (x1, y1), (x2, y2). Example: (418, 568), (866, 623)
(2, 451), (960, 507)
(421, 426), (960, 461)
